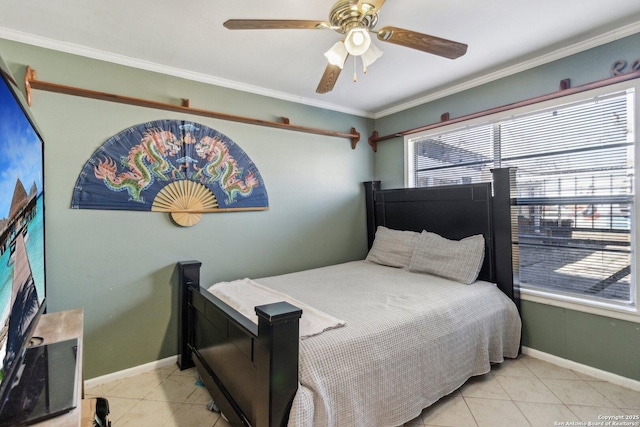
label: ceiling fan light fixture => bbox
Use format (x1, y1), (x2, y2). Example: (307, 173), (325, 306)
(360, 42), (383, 72)
(344, 27), (371, 56)
(324, 41), (349, 69)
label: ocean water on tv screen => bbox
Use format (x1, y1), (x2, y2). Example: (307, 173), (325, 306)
(0, 74), (45, 385)
(0, 199), (45, 385)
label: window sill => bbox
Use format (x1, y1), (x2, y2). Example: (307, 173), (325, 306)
(520, 288), (640, 324)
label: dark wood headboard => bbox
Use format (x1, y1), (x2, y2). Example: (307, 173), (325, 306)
(364, 168), (517, 304)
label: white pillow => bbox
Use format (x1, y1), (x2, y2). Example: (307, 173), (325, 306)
(366, 226), (420, 268)
(408, 231), (485, 284)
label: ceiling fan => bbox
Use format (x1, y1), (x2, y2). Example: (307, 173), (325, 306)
(223, 0), (468, 94)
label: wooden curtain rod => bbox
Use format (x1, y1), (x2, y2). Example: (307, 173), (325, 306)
(23, 66), (361, 148)
(367, 70), (640, 152)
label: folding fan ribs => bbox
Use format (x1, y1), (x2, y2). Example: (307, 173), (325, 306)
(151, 180), (219, 227)
(223, 0), (467, 93)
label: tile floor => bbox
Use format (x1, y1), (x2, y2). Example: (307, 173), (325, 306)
(84, 354), (640, 426)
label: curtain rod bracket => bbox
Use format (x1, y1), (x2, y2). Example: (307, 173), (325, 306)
(24, 66), (36, 106)
(368, 131), (378, 152)
(350, 128), (360, 150)
(23, 66), (361, 147)
(559, 79), (571, 90)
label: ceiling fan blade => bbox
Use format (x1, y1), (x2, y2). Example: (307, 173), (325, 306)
(357, 0), (387, 13)
(223, 19), (328, 30)
(376, 26), (467, 59)
(316, 62), (344, 94)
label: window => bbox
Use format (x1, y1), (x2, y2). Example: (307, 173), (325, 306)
(405, 83), (637, 318)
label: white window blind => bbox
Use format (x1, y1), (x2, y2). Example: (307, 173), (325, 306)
(406, 88), (636, 308)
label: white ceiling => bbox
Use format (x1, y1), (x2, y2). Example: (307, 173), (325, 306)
(1, 0), (640, 118)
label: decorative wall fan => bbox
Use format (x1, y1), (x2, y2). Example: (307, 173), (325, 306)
(71, 120), (268, 227)
(224, 0), (468, 93)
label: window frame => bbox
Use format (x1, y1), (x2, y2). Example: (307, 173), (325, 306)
(404, 80), (640, 323)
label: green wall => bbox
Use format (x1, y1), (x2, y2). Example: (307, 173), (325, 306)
(521, 300), (640, 381)
(374, 32), (640, 381)
(3, 30), (640, 382)
(0, 40), (374, 379)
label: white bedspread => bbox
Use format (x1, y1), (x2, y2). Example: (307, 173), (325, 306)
(208, 278), (346, 338)
(214, 260), (521, 427)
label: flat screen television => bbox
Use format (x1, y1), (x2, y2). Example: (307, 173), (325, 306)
(0, 59), (47, 421)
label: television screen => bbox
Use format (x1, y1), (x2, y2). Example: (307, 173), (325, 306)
(0, 63), (46, 412)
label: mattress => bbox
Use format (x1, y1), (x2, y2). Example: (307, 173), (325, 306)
(213, 260), (521, 427)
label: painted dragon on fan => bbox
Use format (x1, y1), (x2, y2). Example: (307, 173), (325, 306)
(193, 135), (258, 204)
(92, 128), (258, 206)
(93, 128), (183, 202)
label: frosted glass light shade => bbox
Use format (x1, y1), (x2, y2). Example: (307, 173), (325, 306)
(324, 41), (349, 68)
(344, 27), (371, 56)
(361, 42), (383, 70)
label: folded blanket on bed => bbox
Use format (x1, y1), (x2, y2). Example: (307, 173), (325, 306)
(208, 278), (346, 339)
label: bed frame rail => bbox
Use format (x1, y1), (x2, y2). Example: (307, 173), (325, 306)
(176, 168), (517, 426)
(177, 260), (301, 427)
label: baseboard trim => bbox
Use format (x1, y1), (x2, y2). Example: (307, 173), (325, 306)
(84, 350), (640, 393)
(521, 346), (640, 392)
(84, 355), (178, 389)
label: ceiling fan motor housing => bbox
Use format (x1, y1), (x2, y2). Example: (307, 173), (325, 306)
(329, 0), (379, 34)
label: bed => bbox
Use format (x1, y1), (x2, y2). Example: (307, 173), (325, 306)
(177, 168), (521, 427)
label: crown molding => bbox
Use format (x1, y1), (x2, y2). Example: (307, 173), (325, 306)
(2, 21), (639, 121)
(0, 28), (373, 119)
(373, 20), (640, 119)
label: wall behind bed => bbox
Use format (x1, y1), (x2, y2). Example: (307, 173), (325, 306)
(373, 32), (640, 382)
(0, 39), (375, 379)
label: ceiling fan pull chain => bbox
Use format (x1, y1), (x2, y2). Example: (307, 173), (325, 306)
(353, 55), (358, 82)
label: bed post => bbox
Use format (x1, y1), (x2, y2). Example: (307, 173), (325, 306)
(254, 302), (302, 427)
(177, 260), (201, 370)
(491, 168), (518, 308)
(364, 181), (381, 249)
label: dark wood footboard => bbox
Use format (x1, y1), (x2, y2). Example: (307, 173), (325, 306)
(175, 168), (517, 427)
(177, 260), (301, 427)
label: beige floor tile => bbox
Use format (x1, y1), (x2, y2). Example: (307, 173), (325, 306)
(86, 354), (638, 427)
(102, 372), (166, 399)
(172, 366), (198, 377)
(214, 413), (233, 427)
(420, 395), (477, 427)
(516, 401), (581, 427)
(460, 373), (510, 400)
(572, 370), (605, 382)
(116, 399), (180, 427)
(491, 358), (536, 378)
(465, 397), (530, 427)
(187, 383), (216, 405)
(496, 375), (563, 404)
(541, 378), (616, 407)
(404, 418), (423, 426)
(84, 379), (122, 397)
(520, 357), (582, 380)
(588, 381), (640, 409)
(154, 364), (180, 376)
(566, 404), (626, 422)
(144, 373), (202, 403)
(162, 402), (220, 427)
